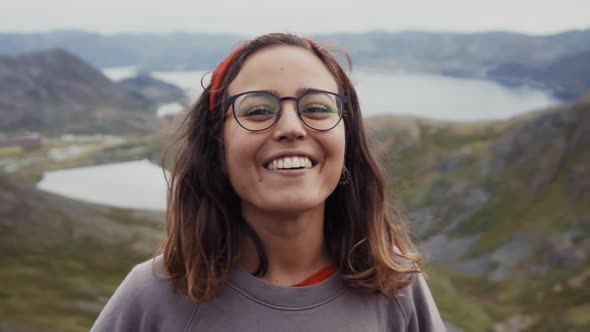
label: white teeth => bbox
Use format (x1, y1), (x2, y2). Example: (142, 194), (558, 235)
(266, 156), (313, 170)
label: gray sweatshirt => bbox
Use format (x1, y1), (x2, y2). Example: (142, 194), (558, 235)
(91, 257), (446, 331)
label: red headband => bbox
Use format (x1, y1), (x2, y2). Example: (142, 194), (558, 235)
(208, 44), (245, 113)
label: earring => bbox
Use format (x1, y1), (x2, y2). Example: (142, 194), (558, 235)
(339, 166), (351, 186)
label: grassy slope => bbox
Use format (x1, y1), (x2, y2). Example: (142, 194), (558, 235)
(367, 97), (590, 331)
(0, 175), (163, 332)
(366, 116), (508, 331)
(1, 98), (589, 331)
(9, 134), (164, 183)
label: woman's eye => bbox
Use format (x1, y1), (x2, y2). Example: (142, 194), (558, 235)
(244, 107), (274, 116)
(302, 104), (331, 113)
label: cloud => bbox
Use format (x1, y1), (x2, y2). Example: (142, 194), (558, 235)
(0, 0), (588, 35)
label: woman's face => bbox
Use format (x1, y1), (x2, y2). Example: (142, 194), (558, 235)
(223, 46), (345, 216)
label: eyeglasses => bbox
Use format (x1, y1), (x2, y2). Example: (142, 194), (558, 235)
(226, 89), (347, 132)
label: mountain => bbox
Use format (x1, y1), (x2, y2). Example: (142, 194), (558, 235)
(2, 29), (589, 101)
(366, 96), (590, 331)
(1, 94), (589, 331)
(0, 49), (158, 134)
(120, 74), (186, 104)
(0, 172), (164, 332)
(317, 30), (590, 74)
(0, 30), (243, 71)
(1, 29), (589, 76)
(488, 50), (590, 100)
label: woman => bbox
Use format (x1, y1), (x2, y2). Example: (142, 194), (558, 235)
(92, 33), (445, 331)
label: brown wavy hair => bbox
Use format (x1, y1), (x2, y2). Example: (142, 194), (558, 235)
(159, 33), (422, 303)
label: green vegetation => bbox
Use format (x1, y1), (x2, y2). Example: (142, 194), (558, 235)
(452, 169), (589, 257)
(0, 245), (148, 331)
(1, 96), (589, 331)
(6, 134), (164, 183)
(427, 264), (493, 331)
(0, 172), (163, 331)
(0, 146), (24, 156)
(371, 97), (590, 331)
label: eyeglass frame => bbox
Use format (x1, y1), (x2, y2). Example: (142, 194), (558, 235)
(225, 89), (348, 132)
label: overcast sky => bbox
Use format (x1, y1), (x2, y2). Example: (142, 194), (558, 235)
(1, 0), (589, 36)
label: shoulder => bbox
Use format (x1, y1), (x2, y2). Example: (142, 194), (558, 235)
(389, 273), (446, 332)
(121, 255), (171, 297)
(91, 256), (195, 332)
(105, 256), (173, 306)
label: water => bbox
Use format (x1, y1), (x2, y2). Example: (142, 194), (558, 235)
(103, 66), (139, 81)
(104, 66), (559, 121)
(351, 72), (558, 121)
(53, 67), (558, 211)
(156, 102), (184, 117)
(37, 159), (168, 211)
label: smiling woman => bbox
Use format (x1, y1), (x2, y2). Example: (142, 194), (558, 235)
(91, 33), (445, 332)
(224, 46), (346, 224)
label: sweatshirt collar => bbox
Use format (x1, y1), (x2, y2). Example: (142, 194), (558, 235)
(226, 267), (346, 310)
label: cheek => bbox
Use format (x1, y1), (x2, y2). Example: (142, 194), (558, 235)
(329, 124), (346, 165)
(223, 124), (261, 193)
(317, 125), (346, 187)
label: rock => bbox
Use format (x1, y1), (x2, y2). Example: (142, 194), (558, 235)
(418, 233), (479, 265)
(120, 74), (186, 105)
(454, 233), (542, 280)
(0, 49), (157, 134)
(491, 314), (539, 332)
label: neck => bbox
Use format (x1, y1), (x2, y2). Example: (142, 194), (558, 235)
(240, 204), (332, 286)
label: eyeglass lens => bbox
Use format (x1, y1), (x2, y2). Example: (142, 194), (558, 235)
(232, 92), (342, 131)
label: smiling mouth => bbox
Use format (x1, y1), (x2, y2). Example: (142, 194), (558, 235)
(264, 156), (317, 170)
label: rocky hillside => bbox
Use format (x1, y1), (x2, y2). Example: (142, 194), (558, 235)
(0, 49), (158, 134)
(367, 96), (590, 331)
(2, 30), (589, 101)
(120, 74), (186, 104)
(1, 96), (588, 332)
(0, 173), (164, 332)
(0, 30), (241, 71)
(488, 51), (590, 100)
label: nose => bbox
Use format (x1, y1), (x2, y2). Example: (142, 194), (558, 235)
(271, 100), (307, 141)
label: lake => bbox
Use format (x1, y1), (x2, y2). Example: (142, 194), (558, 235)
(37, 159), (168, 211)
(105, 66), (559, 121)
(38, 67), (559, 211)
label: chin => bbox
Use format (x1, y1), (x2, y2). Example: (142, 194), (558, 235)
(253, 195), (326, 215)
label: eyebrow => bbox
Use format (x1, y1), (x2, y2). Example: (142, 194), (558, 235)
(258, 88), (336, 97)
